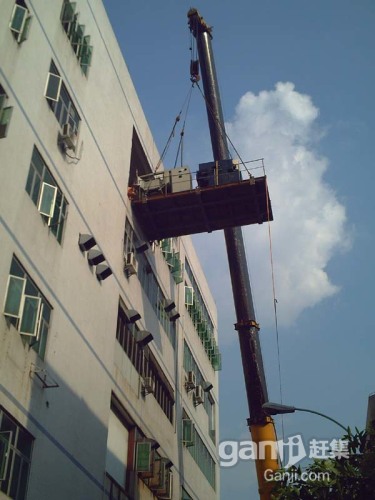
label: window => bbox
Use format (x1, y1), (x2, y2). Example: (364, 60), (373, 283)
(185, 260), (222, 371)
(183, 342), (216, 442)
(186, 424), (216, 490)
(44, 61), (80, 136)
(9, 0), (32, 44)
(60, 0), (93, 75)
(106, 410), (130, 494)
(124, 219), (176, 347)
(182, 418), (194, 447)
(25, 147), (68, 244)
(116, 307), (143, 374)
(104, 473), (129, 500)
(139, 256), (176, 348)
(124, 218), (136, 258)
(116, 303), (174, 423)
(0, 85), (13, 139)
(160, 239), (184, 284)
(3, 256), (51, 359)
(0, 406), (33, 500)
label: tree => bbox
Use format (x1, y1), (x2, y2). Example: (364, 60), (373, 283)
(271, 428), (375, 499)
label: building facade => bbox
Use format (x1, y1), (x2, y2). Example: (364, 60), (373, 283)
(0, 1), (220, 499)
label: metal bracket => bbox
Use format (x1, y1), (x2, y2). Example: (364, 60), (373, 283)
(30, 364), (59, 389)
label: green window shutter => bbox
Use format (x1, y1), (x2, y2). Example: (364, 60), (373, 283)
(135, 442), (152, 472)
(9, 4), (27, 37)
(19, 295), (41, 336)
(0, 106), (13, 139)
(38, 182), (57, 218)
(61, 1), (77, 23)
(3, 276), (26, 318)
(212, 352), (222, 371)
(165, 250), (174, 267)
(72, 24), (85, 56)
(184, 286), (194, 306)
(171, 252), (180, 272)
(67, 17), (77, 39)
(172, 257), (183, 284)
(44, 73), (62, 102)
(198, 322), (208, 340)
(80, 38), (93, 75)
(0, 431), (12, 481)
(205, 336), (214, 352)
(161, 238), (172, 255)
(0, 94), (6, 114)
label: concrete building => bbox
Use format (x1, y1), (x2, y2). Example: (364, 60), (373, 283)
(0, 1), (220, 499)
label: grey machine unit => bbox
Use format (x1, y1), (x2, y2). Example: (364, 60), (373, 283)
(138, 171), (170, 194)
(138, 167), (192, 196)
(168, 167), (193, 193)
(197, 159), (240, 188)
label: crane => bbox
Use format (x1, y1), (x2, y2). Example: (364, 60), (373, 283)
(187, 9), (279, 499)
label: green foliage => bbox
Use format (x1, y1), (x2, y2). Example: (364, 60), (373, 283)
(271, 428), (375, 499)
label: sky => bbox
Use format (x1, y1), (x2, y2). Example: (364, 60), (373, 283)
(102, 1), (375, 498)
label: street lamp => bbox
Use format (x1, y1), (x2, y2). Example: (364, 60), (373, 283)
(263, 402), (348, 433)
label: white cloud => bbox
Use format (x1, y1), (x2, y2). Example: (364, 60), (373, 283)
(194, 82), (349, 334)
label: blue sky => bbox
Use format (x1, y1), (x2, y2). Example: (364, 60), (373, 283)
(103, 1), (375, 498)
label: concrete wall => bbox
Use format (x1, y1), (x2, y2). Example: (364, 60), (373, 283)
(0, 1), (219, 499)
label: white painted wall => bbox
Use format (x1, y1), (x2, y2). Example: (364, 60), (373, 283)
(0, 1), (219, 499)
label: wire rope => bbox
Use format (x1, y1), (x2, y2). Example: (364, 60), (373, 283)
(264, 159), (285, 445)
(154, 83), (195, 172)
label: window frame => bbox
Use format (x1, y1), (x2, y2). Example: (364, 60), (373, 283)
(37, 182), (58, 220)
(116, 303), (175, 423)
(60, 1), (93, 76)
(18, 295), (42, 337)
(0, 431), (12, 481)
(3, 257), (52, 358)
(0, 85), (13, 139)
(9, 4), (31, 43)
(182, 418), (194, 447)
(25, 146), (68, 244)
(61, 0), (76, 25)
(0, 407), (33, 500)
(45, 62), (80, 136)
(184, 286), (194, 306)
(80, 36), (93, 75)
(3, 275), (26, 319)
(3, 276), (43, 338)
(44, 72), (62, 103)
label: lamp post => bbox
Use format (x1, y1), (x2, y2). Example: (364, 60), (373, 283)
(263, 402), (348, 433)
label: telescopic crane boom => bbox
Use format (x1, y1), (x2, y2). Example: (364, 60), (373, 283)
(187, 9), (279, 498)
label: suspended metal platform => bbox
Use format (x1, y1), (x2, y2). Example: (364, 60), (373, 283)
(130, 162), (273, 241)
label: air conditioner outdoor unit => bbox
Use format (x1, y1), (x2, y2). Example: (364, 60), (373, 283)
(149, 458), (167, 491)
(193, 384), (204, 406)
(185, 371), (196, 392)
(143, 376), (155, 395)
(124, 251), (137, 275)
(156, 470), (173, 499)
(61, 122), (77, 151)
